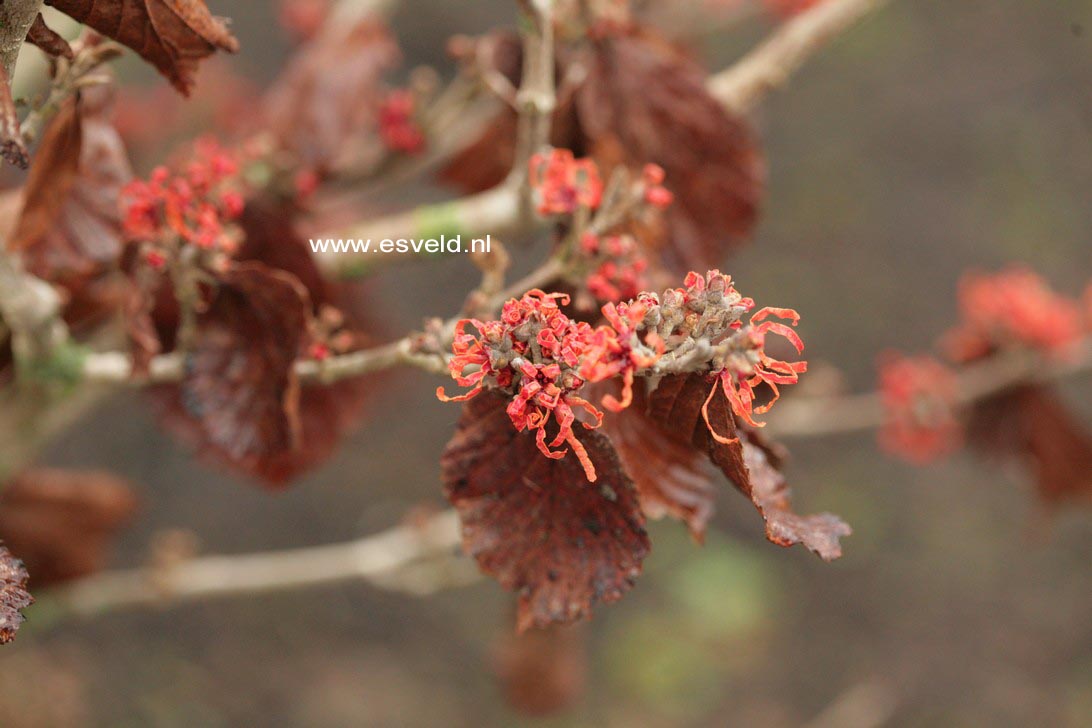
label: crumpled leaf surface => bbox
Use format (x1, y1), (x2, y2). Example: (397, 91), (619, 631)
(46, 0), (239, 94)
(9, 87), (133, 326)
(26, 13), (74, 60)
(442, 391), (650, 631)
(576, 27), (765, 274)
(597, 379), (716, 541)
(650, 374), (850, 560)
(262, 14), (399, 171)
(155, 262), (310, 483)
(232, 198), (377, 482)
(0, 545), (32, 645)
(0, 468), (139, 586)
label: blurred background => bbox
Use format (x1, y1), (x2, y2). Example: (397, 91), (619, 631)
(2, 0), (1091, 725)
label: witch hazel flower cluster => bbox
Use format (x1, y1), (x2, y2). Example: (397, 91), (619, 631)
(878, 266), (1090, 463)
(528, 149), (604, 215)
(578, 232), (649, 304)
(378, 89), (426, 154)
(943, 267), (1085, 363)
(438, 270), (808, 481)
(877, 353), (962, 463)
(529, 149), (672, 308)
(122, 137), (248, 272)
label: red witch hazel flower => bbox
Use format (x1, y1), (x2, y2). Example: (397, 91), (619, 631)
(379, 89), (426, 154)
(579, 232), (649, 304)
(877, 353), (962, 463)
(438, 290), (649, 481)
(529, 149), (604, 215)
(123, 137), (248, 270)
(678, 271), (807, 440)
(438, 269), (808, 479)
(943, 267), (1083, 362)
(640, 164), (674, 209)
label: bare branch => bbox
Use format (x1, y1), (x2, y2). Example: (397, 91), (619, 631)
(37, 510), (471, 622)
(709, 0), (891, 113)
(0, 0), (44, 78)
(313, 0), (892, 279)
(769, 338), (1092, 439)
(79, 255), (569, 385)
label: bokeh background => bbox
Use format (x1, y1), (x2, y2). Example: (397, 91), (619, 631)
(2, 0), (1091, 725)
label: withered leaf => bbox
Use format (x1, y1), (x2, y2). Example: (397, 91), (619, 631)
(0, 64), (28, 169)
(26, 14), (75, 60)
(9, 87), (133, 327)
(438, 31), (576, 192)
(650, 374), (850, 560)
(263, 15), (399, 171)
(576, 27), (765, 274)
(0, 469), (138, 586)
(597, 379), (716, 541)
(155, 262), (311, 483)
(967, 386), (1092, 507)
(235, 198), (377, 482)
(441, 391), (650, 631)
(46, 0), (239, 95)
(0, 545), (33, 645)
(493, 622), (587, 716)
(236, 197), (330, 306)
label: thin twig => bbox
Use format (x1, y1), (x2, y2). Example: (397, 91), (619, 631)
(708, 0), (890, 114)
(313, 0), (891, 279)
(35, 510), (470, 623)
(769, 338), (1092, 439)
(79, 255), (570, 385)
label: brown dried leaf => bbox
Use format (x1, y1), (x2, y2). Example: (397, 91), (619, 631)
(650, 374), (850, 560)
(263, 16), (399, 171)
(493, 623), (587, 716)
(441, 391), (650, 631)
(10, 100), (84, 246)
(124, 282), (161, 378)
(26, 14), (75, 60)
(0, 64), (28, 169)
(967, 386), (1092, 506)
(0, 545), (32, 645)
(9, 87), (133, 327)
(441, 26), (764, 274)
(576, 27), (765, 273)
(155, 262), (311, 483)
(0, 469), (138, 586)
(597, 379), (716, 541)
(439, 31), (582, 192)
(206, 199), (375, 482)
(46, 0), (239, 95)
(236, 197), (331, 307)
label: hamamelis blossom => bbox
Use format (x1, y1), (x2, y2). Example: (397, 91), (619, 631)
(378, 90), (425, 154)
(529, 149), (604, 215)
(640, 164), (674, 209)
(437, 290), (652, 480)
(438, 270), (808, 480)
(123, 137), (247, 266)
(944, 267), (1083, 362)
(877, 353), (962, 463)
(579, 232), (649, 304)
